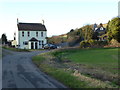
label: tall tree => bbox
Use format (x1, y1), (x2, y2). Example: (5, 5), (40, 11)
(82, 25), (93, 40)
(1, 33), (7, 45)
(92, 32), (99, 40)
(107, 17), (120, 42)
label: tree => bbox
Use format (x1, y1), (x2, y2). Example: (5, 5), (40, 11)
(70, 29), (74, 32)
(107, 17), (120, 42)
(92, 32), (99, 40)
(1, 33), (7, 45)
(81, 25), (93, 40)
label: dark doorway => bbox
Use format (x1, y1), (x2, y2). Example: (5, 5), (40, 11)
(35, 42), (37, 49)
(31, 42), (34, 49)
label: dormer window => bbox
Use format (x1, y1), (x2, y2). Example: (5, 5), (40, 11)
(36, 32), (38, 37)
(100, 27), (103, 30)
(22, 31), (24, 37)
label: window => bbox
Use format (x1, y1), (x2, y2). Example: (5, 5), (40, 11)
(23, 41), (28, 45)
(22, 31), (24, 37)
(24, 42), (28, 45)
(28, 31), (30, 37)
(36, 32), (38, 37)
(42, 40), (44, 44)
(100, 27), (103, 30)
(41, 32), (43, 37)
(39, 41), (41, 45)
(42, 40), (44, 47)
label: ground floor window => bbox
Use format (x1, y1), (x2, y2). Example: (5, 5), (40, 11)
(24, 42), (28, 45)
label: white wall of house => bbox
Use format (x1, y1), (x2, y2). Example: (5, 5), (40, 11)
(18, 31), (47, 49)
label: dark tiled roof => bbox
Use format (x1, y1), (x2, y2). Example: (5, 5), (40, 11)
(29, 37), (38, 41)
(96, 27), (106, 32)
(17, 23), (47, 31)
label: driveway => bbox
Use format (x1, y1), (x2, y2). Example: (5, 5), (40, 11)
(2, 49), (67, 88)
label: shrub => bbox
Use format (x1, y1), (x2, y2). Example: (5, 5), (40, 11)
(80, 40), (90, 48)
(80, 40), (108, 48)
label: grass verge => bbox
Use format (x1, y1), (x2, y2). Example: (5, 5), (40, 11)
(32, 54), (93, 88)
(32, 47), (119, 88)
(2, 46), (30, 52)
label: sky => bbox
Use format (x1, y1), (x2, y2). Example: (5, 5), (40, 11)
(0, 0), (119, 41)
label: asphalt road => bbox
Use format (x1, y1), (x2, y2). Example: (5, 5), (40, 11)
(2, 49), (67, 89)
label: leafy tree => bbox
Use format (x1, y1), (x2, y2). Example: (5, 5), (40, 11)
(1, 33), (7, 45)
(92, 32), (99, 40)
(81, 25), (93, 40)
(70, 29), (74, 32)
(107, 17), (120, 42)
(106, 20), (110, 32)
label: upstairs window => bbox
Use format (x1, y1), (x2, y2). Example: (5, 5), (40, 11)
(41, 32), (43, 37)
(36, 32), (38, 37)
(28, 31), (30, 37)
(22, 31), (24, 37)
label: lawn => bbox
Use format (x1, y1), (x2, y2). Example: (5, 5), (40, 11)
(32, 47), (120, 88)
(53, 47), (119, 74)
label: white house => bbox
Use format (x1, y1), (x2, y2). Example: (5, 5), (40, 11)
(17, 20), (47, 49)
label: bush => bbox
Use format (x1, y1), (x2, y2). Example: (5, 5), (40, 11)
(80, 40), (108, 48)
(80, 40), (90, 48)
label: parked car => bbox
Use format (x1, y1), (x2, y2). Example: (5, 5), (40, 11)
(44, 44), (57, 49)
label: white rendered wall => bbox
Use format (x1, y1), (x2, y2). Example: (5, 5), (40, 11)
(18, 30), (47, 49)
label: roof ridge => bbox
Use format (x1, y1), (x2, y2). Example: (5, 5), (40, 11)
(19, 22), (43, 25)
(17, 22), (47, 31)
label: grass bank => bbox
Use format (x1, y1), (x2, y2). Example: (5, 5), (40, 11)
(32, 53), (93, 88)
(32, 47), (119, 88)
(2, 46), (30, 52)
(52, 47), (119, 74)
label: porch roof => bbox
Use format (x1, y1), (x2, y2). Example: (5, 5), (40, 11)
(29, 37), (38, 41)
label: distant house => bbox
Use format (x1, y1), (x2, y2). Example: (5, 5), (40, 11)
(8, 40), (17, 47)
(17, 19), (47, 49)
(93, 23), (107, 41)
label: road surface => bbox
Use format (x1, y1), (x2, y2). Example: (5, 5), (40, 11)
(2, 49), (67, 89)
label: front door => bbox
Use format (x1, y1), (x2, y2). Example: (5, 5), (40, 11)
(35, 42), (37, 49)
(31, 42), (34, 49)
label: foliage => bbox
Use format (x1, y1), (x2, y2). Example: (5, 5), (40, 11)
(70, 29), (74, 32)
(92, 32), (99, 40)
(47, 36), (67, 44)
(67, 29), (82, 46)
(110, 39), (120, 46)
(80, 25), (93, 40)
(1, 33), (7, 45)
(80, 40), (90, 48)
(107, 17), (120, 42)
(80, 40), (108, 48)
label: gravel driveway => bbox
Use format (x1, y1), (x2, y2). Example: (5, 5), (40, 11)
(2, 49), (67, 89)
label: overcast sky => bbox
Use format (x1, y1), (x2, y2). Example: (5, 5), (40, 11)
(0, 0), (119, 40)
